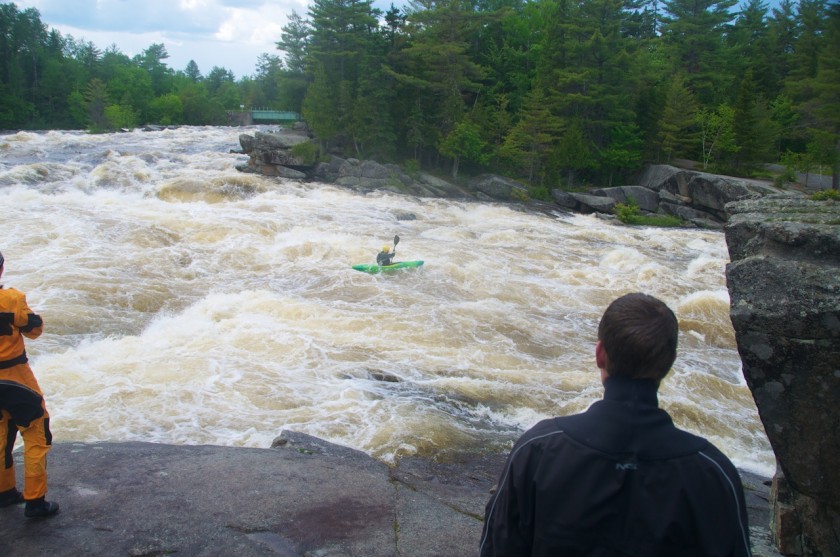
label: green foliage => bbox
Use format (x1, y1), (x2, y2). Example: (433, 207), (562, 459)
(148, 93), (183, 125)
(510, 187), (530, 202)
(697, 104), (737, 169)
(84, 78), (110, 131)
(656, 74), (698, 162)
(403, 158), (420, 178)
(615, 199), (685, 227)
(601, 125), (644, 187)
(104, 104), (138, 129)
(528, 184), (551, 201)
(553, 122), (597, 189)
(614, 199), (641, 223)
(290, 141), (319, 165)
(438, 119), (488, 178)
(811, 189), (839, 201)
(497, 87), (560, 184)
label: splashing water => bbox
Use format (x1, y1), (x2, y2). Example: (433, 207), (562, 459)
(0, 127), (774, 476)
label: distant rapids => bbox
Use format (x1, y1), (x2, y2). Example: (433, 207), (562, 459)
(0, 126), (774, 476)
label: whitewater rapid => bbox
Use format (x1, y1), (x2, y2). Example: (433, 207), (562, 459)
(0, 126), (774, 476)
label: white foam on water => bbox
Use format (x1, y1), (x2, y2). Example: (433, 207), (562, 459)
(2, 126), (774, 477)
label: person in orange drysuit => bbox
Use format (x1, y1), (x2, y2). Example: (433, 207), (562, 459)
(0, 250), (59, 518)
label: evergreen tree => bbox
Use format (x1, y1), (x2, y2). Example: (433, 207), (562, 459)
(601, 124), (644, 186)
(134, 43), (173, 96)
(655, 73), (698, 161)
(553, 121), (598, 188)
(785, 0), (828, 99)
(84, 77), (110, 131)
(733, 70), (761, 170)
(391, 0), (488, 161)
(764, 0), (798, 98)
(302, 62), (341, 148)
(277, 11), (311, 75)
(304, 0), (383, 152)
(572, 0), (639, 151)
(660, 0), (737, 104)
(497, 87), (561, 184)
(184, 60), (202, 82)
(351, 59), (396, 158)
(802, 2), (840, 188)
(728, 0), (775, 98)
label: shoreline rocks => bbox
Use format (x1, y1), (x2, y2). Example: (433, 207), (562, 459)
(725, 194), (840, 556)
(234, 130), (791, 228)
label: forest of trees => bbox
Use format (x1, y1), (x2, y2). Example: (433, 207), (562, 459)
(1, 0), (838, 190)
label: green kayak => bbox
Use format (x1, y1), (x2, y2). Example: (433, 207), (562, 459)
(352, 260), (425, 274)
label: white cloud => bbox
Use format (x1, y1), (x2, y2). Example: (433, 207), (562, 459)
(12, 0), (298, 78)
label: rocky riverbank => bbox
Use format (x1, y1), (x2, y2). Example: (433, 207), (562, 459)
(1, 433), (781, 557)
(725, 194), (840, 556)
(234, 129), (787, 229)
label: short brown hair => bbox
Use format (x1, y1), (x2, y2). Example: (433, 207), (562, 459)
(597, 293), (678, 380)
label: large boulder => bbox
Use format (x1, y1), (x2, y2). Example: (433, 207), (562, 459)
(252, 130), (311, 150)
(660, 201), (725, 229)
(238, 130), (313, 177)
(641, 164), (782, 221)
(469, 174), (529, 201)
(569, 192), (616, 214)
(589, 185), (660, 213)
(724, 194), (840, 556)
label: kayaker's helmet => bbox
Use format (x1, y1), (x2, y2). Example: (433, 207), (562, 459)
(382, 245), (391, 253)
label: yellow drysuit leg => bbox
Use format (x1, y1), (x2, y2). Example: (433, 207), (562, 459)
(19, 412), (50, 500)
(0, 363), (52, 501)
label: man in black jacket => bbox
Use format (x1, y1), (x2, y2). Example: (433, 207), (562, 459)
(480, 292), (751, 556)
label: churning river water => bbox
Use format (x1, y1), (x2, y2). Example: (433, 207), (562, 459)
(0, 126), (774, 476)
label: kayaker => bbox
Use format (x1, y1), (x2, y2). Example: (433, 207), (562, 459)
(376, 245), (395, 266)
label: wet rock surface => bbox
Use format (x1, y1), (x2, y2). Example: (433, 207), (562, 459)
(1, 432), (780, 556)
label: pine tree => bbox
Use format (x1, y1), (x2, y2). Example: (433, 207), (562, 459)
(497, 87), (561, 184)
(660, 0), (738, 104)
(391, 0), (488, 157)
(803, 2), (840, 188)
(277, 11), (311, 75)
(655, 74), (698, 162)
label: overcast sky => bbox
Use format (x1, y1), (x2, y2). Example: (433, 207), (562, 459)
(11, 0), (319, 79)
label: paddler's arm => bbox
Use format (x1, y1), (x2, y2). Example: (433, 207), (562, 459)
(15, 291), (44, 340)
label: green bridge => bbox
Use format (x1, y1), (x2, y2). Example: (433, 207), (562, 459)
(251, 109), (300, 122)
(227, 109), (301, 126)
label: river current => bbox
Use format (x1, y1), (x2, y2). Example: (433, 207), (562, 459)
(0, 126), (774, 476)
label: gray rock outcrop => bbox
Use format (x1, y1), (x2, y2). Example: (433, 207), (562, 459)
(469, 174), (529, 201)
(641, 165), (780, 221)
(550, 165), (785, 228)
(234, 132), (790, 226)
(236, 133), (471, 198)
(724, 194), (840, 556)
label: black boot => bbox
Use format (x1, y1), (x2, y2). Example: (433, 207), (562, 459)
(0, 488), (24, 508)
(24, 497), (59, 518)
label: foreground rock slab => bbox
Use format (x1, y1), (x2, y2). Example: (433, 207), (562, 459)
(1, 433), (780, 556)
(0, 433), (501, 557)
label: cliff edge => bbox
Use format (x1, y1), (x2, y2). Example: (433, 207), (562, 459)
(1, 433), (779, 556)
(725, 193), (840, 556)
